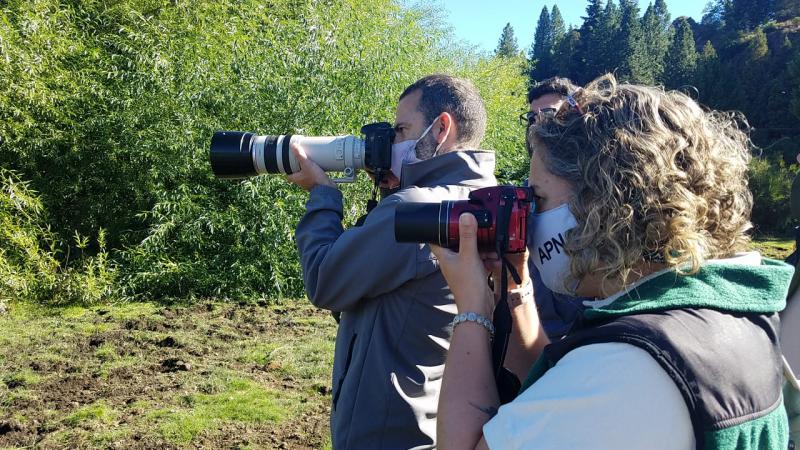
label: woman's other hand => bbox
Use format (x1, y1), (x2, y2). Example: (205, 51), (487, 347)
(480, 249), (530, 294)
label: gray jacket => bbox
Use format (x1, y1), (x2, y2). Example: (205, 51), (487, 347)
(296, 150), (496, 449)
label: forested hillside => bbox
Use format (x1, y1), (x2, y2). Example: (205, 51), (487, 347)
(524, 0), (800, 232)
(0, 0), (528, 303)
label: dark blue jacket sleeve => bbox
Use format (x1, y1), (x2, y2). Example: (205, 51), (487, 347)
(295, 185), (426, 312)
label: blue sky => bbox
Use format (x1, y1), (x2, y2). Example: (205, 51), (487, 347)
(437, 0), (708, 54)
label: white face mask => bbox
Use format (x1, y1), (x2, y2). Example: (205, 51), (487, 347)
(529, 203), (578, 295)
(390, 118), (443, 179)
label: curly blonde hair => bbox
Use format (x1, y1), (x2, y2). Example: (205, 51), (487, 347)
(529, 74), (753, 293)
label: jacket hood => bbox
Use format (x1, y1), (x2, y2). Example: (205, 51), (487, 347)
(582, 252), (792, 321)
(400, 150), (496, 190)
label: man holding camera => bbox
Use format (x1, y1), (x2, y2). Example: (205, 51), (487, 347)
(287, 74), (497, 449)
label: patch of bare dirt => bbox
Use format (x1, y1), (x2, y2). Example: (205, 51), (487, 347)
(0, 301), (335, 449)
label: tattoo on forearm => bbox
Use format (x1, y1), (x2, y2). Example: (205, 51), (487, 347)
(469, 402), (499, 418)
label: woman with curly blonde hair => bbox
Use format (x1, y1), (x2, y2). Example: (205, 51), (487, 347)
(432, 74), (792, 450)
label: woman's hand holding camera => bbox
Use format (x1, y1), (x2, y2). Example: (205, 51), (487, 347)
(430, 213), (495, 318)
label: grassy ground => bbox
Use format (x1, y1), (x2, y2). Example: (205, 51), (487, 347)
(0, 236), (794, 449)
(750, 235), (795, 260)
(0, 300), (336, 449)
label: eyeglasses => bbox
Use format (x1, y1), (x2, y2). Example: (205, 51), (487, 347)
(518, 107), (558, 127)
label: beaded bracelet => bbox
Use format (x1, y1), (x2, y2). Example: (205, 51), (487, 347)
(451, 311), (495, 340)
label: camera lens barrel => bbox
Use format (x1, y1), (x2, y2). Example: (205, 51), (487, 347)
(252, 134), (295, 175)
(394, 201), (452, 247)
(210, 131), (258, 178)
(210, 131), (367, 179)
(210, 131), (297, 179)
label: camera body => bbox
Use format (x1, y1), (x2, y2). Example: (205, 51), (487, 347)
(395, 186), (534, 253)
(209, 122), (395, 183)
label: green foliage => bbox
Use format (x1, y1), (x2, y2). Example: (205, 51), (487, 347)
(0, 168), (59, 303)
(529, 7), (552, 80)
(577, 0), (608, 81)
(776, 0), (800, 21)
(790, 49), (800, 120)
(749, 155), (795, 233)
(551, 6), (567, 51)
(495, 23), (520, 58)
(528, 1), (798, 234)
(552, 29), (583, 79)
(664, 17), (698, 87)
(639, 0), (672, 83)
(463, 56), (529, 184)
(0, 169), (115, 305)
(529, 6), (566, 82)
(616, 0), (647, 82)
(596, 0), (621, 73)
(0, 0), (529, 303)
(695, 41), (726, 102)
(2, 0), (797, 304)
(725, 0), (775, 32)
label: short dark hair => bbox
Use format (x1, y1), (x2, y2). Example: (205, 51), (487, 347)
(399, 74), (487, 149)
(527, 77), (579, 104)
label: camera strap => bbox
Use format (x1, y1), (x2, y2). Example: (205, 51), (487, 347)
(492, 190), (522, 404)
(355, 170), (384, 227)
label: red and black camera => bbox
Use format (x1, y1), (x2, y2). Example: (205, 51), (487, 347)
(394, 186), (533, 253)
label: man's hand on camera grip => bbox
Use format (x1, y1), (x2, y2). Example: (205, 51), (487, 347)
(286, 143), (337, 191)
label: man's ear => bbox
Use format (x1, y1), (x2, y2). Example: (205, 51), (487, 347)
(436, 112), (455, 144)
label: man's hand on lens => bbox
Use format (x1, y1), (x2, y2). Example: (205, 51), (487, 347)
(287, 143), (337, 191)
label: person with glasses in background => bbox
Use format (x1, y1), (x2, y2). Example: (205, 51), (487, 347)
(519, 77), (591, 340)
(519, 77), (575, 127)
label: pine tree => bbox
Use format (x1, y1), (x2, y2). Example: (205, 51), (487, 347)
(654, 0), (672, 30)
(616, 0), (647, 82)
(598, 0), (622, 73)
(530, 6), (567, 81)
(581, 0), (606, 34)
(577, 0), (606, 82)
(725, 0), (774, 32)
(695, 41), (724, 105)
(701, 0), (728, 29)
(495, 23), (519, 58)
(530, 7), (552, 80)
(640, 0), (672, 83)
(748, 0), (775, 26)
(553, 28), (583, 81)
(550, 5), (567, 52)
(664, 17), (698, 88)
(747, 27), (770, 60)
